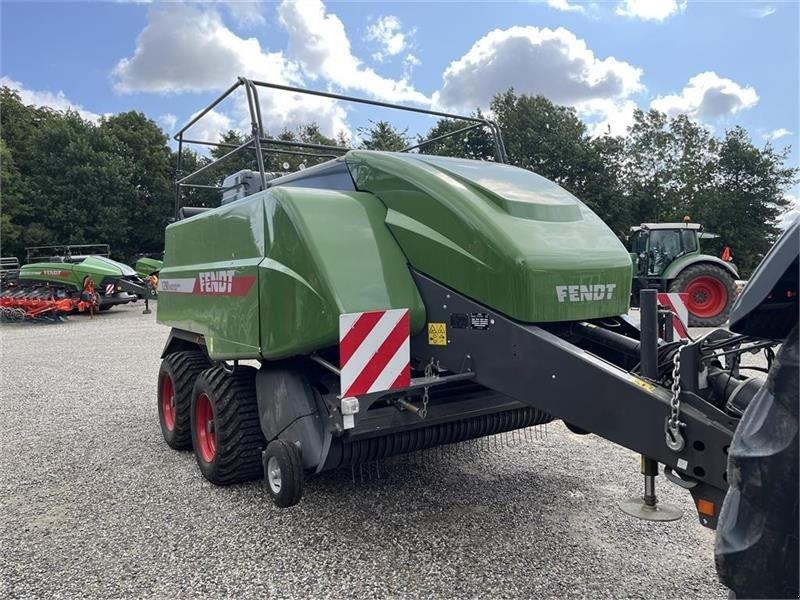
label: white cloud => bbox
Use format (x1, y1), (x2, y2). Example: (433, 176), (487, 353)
(764, 128), (792, 141)
(616, 0), (686, 21)
(158, 113), (178, 132)
(184, 109), (233, 145)
(112, 4), (298, 94)
(0, 76), (101, 122)
(578, 99), (638, 137)
(277, 0), (429, 104)
(546, 0), (586, 13)
(219, 1), (265, 27)
(432, 25), (644, 127)
(112, 4), (349, 139)
(403, 53), (421, 79)
(651, 72), (759, 121)
(366, 15), (412, 62)
(745, 5), (776, 18)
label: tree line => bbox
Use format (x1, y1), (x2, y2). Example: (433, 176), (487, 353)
(1, 86), (796, 276)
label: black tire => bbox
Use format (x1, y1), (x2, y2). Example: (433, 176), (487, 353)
(263, 439), (304, 508)
(715, 325), (799, 598)
(99, 305), (112, 311)
(190, 366), (266, 485)
(669, 263), (737, 327)
(158, 351), (211, 450)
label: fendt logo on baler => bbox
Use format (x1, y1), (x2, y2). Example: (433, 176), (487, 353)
(556, 284), (617, 303)
(198, 270), (235, 293)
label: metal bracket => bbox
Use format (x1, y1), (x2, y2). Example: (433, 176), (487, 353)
(664, 466), (698, 489)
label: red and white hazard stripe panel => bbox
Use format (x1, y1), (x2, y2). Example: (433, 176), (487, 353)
(657, 292), (690, 339)
(339, 309), (411, 399)
(105, 284), (115, 296)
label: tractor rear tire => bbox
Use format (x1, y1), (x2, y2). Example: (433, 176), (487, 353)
(190, 366), (266, 485)
(158, 351), (212, 450)
(670, 263), (736, 327)
(715, 325), (799, 598)
(263, 439), (304, 508)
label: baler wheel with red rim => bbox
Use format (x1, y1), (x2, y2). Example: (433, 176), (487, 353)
(157, 351), (211, 450)
(190, 365), (266, 485)
(669, 263), (737, 327)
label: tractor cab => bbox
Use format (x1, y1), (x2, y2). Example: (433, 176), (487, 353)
(629, 223), (706, 277)
(628, 222), (737, 326)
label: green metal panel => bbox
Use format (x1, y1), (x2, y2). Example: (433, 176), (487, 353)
(19, 263), (81, 288)
(346, 152), (632, 322)
(19, 256), (130, 288)
(157, 188), (425, 360)
(258, 187), (425, 359)
(73, 256), (134, 280)
(157, 198), (265, 359)
(135, 257), (163, 278)
(662, 253), (739, 280)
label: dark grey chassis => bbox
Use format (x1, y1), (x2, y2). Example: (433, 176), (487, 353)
(164, 270), (766, 528)
(312, 269), (761, 527)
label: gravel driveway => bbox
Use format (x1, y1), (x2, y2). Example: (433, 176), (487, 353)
(1, 305), (727, 598)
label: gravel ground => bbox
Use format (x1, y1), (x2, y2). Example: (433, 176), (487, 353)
(1, 304), (730, 599)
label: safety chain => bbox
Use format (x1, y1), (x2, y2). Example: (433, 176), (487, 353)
(665, 348), (686, 452)
(420, 359), (434, 419)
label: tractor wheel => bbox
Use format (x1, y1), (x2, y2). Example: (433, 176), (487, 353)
(190, 366), (266, 485)
(669, 263), (736, 327)
(158, 351), (212, 450)
(263, 439), (304, 508)
(715, 325), (799, 598)
(99, 305), (112, 312)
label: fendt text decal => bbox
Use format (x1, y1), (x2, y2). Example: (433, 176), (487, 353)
(157, 270), (256, 296)
(555, 284), (617, 303)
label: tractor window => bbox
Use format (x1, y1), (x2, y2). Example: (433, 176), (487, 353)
(648, 230), (682, 275)
(680, 229), (698, 253)
(630, 230), (648, 255)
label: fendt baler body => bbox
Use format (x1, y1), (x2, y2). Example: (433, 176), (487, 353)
(158, 151), (632, 360)
(134, 256), (163, 278)
(16, 255), (143, 308)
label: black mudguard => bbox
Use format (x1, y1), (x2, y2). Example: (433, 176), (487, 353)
(715, 325), (799, 599)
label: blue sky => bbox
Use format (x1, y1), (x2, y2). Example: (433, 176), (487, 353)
(2, 0), (798, 215)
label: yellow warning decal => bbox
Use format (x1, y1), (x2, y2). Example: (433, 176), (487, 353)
(428, 322), (447, 346)
(631, 377), (656, 393)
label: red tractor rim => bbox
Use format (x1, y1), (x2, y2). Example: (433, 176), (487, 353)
(161, 375), (175, 431)
(195, 393), (216, 463)
(685, 276), (728, 319)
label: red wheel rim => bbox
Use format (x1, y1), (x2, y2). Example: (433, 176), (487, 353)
(195, 393), (216, 463)
(685, 276), (728, 319)
(161, 375), (175, 431)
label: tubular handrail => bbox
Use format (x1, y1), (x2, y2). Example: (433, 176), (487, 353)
(173, 76), (508, 217)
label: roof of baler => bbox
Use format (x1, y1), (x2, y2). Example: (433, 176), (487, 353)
(344, 151), (586, 222)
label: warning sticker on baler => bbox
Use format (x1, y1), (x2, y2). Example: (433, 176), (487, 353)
(428, 322), (447, 346)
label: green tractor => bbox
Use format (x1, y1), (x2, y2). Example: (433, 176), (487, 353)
(12, 244), (148, 311)
(628, 222), (738, 326)
(153, 78), (786, 542)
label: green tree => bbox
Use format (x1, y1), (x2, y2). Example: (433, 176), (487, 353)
(359, 120), (409, 151)
(101, 111), (174, 255)
(490, 90), (592, 189)
(0, 138), (26, 254)
(417, 113), (496, 160)
(703, 127), (796, 274)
